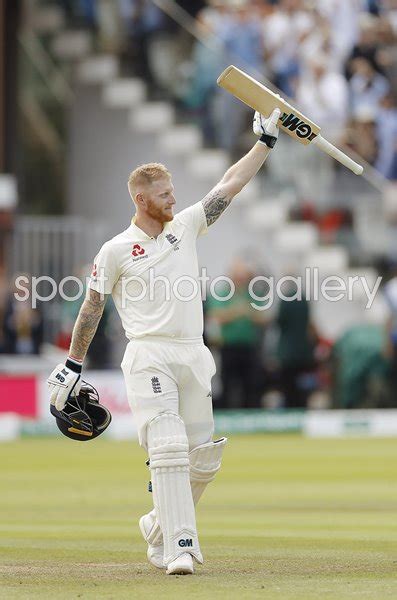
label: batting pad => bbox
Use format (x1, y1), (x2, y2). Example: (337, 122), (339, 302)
(190, 437), (228, 504)
(142, 437), (228, 549)
(147, 412), (203, 565)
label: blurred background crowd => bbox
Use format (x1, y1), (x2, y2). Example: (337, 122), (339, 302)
(33, 0), (397, 173)
(1, 0), (397, 412)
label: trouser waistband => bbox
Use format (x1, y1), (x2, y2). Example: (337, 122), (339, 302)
(127, 335), (204, 345)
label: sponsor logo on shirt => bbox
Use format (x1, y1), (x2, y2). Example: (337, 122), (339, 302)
(131, 244), (148, 262)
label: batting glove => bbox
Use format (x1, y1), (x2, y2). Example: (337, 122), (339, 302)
(253, 108), (281, 148)
(47, 358), (82, 411)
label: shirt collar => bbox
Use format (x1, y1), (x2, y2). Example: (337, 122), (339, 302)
(128, 216), (170, 241)
(128, 217), (156, 241)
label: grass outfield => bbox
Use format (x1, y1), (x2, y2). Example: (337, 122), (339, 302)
(1, 435), (397, 599)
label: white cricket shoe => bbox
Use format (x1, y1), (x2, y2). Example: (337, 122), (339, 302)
(139, 514), (164, 569)
(166, 553), (194, 575)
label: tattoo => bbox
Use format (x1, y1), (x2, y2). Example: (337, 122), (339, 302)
(202, 188), (232, 226)
(69, 289), (106, 361)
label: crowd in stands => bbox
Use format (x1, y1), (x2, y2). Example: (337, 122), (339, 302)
(23, 0), (395, 207)
(56, 1), (396, 177)
(183, 0), (397, 176)
(109, 0), (397, 179)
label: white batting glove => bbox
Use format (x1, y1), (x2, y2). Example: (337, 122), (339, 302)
(253, 108), (281, 148)
(47, 358), (82, 411)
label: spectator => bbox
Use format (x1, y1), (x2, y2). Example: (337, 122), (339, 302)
(180, 9), (224, 145)
(2, 275), (43, 355)
(297, 8), (332, 72)
(296, 53), (349, 141)
(349, 57), (390, 114)
(383, 263), (397, 399)
(345, 107), (379, 165)
(119, 0), (168, 83)
(215, 0), (264, 153)
(263, 0), (314, 96)
(346, 14), (384, 78)
(276, 280), (317, 408)
(375, 92), (397, 179)
(218, 1), (264, 74)
(333, 324), (390, 408)
(207, 258), (266, 409)
(317, 0), (360, 66)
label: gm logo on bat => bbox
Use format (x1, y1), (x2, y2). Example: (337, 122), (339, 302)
(280, 112), (317, 142)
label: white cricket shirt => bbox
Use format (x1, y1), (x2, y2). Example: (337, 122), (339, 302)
(88, 201), (208, 340)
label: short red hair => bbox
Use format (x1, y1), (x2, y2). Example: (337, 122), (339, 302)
(128, 163), (171, 198)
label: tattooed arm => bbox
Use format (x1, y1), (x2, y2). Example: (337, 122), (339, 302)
(69, 288), (107, 361)
(202, 109), (281, 226)
(47, 288), (107, 410)
(202, 142), (271, 226)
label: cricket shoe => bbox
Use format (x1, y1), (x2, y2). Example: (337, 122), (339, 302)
(139, 513), (164, 569)
(166, 553), (194, 575)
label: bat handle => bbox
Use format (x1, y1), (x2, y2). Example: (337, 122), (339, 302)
(313, 135), (364, 176)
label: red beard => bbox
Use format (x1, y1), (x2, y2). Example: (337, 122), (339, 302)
(146, 199), (174, 223)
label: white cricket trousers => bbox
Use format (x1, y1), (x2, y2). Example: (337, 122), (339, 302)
(121, 336), (216, 449)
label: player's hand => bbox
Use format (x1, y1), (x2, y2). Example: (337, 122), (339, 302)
(253, 108), (281, 149)
(47, 359), (82, 411)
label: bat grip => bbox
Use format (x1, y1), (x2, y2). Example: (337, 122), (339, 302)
(314, 135), (364, 176)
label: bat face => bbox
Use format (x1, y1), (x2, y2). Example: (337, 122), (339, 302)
(217, 65), (321, 146)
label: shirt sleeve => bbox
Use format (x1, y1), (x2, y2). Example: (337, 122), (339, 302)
(175, 201), (208, 238)
(88, 242), (119, 295)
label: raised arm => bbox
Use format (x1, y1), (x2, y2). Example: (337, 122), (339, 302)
(47, 288), (108, 410)
(202, 109), (280, 226)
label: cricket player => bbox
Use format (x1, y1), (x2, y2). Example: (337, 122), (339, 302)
(47, 108), (280, 575)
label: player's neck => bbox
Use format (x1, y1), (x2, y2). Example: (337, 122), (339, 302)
(134, 213), (164, 239)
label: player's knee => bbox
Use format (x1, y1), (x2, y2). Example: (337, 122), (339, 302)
(147, 412), (189, 470)
(147, 411), (187, 444)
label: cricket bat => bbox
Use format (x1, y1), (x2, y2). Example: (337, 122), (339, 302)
(217, 65), (363, 176)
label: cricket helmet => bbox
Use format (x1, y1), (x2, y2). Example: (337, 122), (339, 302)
(50, 381), (111, 441)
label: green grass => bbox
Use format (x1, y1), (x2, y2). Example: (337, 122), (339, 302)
(1, 434), (397, 599)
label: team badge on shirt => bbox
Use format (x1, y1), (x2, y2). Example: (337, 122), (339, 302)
(151, 377), (162, 394)
(165, 233), (180, 251)
(166, 234), (177, 245)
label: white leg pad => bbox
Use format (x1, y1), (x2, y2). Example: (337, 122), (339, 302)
(190, 437), (228, 504)
(147, 412), (203, 565)
(142, 437), (227, 550)
(141, 510), (163, 547)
